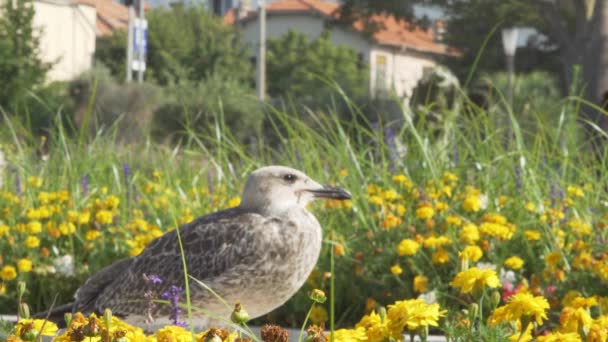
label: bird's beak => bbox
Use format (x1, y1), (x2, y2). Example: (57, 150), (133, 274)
(307, 185), (352, 200)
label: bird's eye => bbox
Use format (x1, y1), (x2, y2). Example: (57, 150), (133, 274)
(283, 173), (297, 183)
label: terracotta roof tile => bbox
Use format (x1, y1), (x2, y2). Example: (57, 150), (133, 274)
(225, 0), (457, 56)
(75, 0), (148, 37)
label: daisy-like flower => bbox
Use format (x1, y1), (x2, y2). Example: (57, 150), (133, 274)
(450, 267), (500, 295)
(14, 318), (59, 338)
(536, 331), (582, 342)
(488, 292), (550, 326)
(387, 298), (446, 338)
(327, 327), (368, 342)
(504, 256), (524, 270)
(356, 311), (390, 342)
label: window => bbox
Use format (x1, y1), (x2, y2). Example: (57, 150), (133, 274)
(375, 54), (388, 97)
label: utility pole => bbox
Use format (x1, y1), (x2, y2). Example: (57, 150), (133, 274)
(126, 4), (134, 82)
(256, 0), (266, 100)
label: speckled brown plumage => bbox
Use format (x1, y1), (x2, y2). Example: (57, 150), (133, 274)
(68, 166), (351, 327)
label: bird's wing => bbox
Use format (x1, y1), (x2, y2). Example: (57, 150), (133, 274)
(88, 208), (289, 314)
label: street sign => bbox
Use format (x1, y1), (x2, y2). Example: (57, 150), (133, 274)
(133, 18), (148, 56)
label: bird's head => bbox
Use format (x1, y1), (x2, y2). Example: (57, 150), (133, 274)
(240, 166), (351, 216)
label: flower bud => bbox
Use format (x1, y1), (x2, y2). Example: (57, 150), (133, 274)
(17, 281), (26, 298)
(104, 308), (113, 328)
(490, 291), (501, 308)
(64, 312), (73, 326)
(19, 302), (30, 319)
(230, 302), (250, 324)
(21, 328), (39, 341)
(309, 289), (327, 304)
(469, 303), (479, 318)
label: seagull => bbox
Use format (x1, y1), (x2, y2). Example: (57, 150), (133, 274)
(42, 166), (351, 327)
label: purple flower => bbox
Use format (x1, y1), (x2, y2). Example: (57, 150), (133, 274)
(81, 174), (89, 197)
(146, 274), (162, 285)
(15, 172), (22, 197)
(123, 163), (131, 202)
(161, 285), (187, 327)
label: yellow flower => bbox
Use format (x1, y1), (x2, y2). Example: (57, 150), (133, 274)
(382, 213), (402, 229)
(96, 209), (114, 224)
(488, 292), (550, 326)
(15, 318), (58, 337)
(446, 215), (462, 226)
(85, 230), (101, 241)
(387, 298), (446, 337)
(356, 311), (390, 342)
(524, 230), (541, 241)
(537, 332), (582, 342)
(415, 204), (434, 220)
(570, 296), (598, 309)
(227, 196), (241, 207)
(479, 222), (514, 240)
(0, 224), (9, 236)
(59, 222), (76, 236)
(463, 194), (482, 212)
(391, 265), (403, 275)
(27, 176), (43, 188)
(442, 172), (458, 183)
(423, 235), (452, 249)
(25, 235), (40, 249)
(460, 223), (479, 244)
(588, 315), (608, 342)
(1, 265), (17, 281)
(0, 283), (5, 295)
(397, 239), (420, 256)
(450, 267), (500, 295)
(432, 248), (450, 264)
(154, 325), (192, 342)
(26, 220), (42, 234)
(560, 306), (592, 333)
(567, 186), (584, 198)
(104, 195), (120, 209)
(17, 258), (33, 273)
(504, 256), (524, 270)
(546, 251), (563, 268)
(459, 245), (483, 262)
(413, 275), (428, 293)
(327, 327), (368, 342)
(524, 202), (537, 212)
(310, 305), (328, 324)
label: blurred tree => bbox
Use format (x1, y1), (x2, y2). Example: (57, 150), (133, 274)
(0, 0), (51, 111)
(266, 29), (369, 106)
(340, 0), (605, 115)
(95, 4), (253, 86)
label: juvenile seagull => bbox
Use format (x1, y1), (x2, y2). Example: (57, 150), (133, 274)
(54, 166), (351, 326)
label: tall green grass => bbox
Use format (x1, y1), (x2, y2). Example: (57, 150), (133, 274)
(0, 75), (606, 328)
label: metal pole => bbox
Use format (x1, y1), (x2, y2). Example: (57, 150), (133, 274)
(137, 0), (145, 83)
(256, 0), (266, 100)
(126, 5), (134, 82)
(506, 53), (515, 107)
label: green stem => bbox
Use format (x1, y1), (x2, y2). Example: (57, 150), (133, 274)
(298, 304), (315, 342)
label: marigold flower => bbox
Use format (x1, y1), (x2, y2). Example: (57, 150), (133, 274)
(524, 230), (541, 241)
(59, 222), (76, 236)
(536, 332), (582, 342)
(423, 235), (452, 249)
(1, 265), (17, 281)
(489, 292), (549, 327)
(27, 176), (43, 188)
(450, 267), (500, 295)
(504, 256), (524, 270)
(356, 311), (389, 342)
(310, 305), (328, 325)
(397, 239), (420, 256)
(460, 223), (479, 244)
(390, 265), (403, 275)
(327, 327), (367, 342)
(413, 275), (428, 293)
(95, 210), (114, 225)
(446, 215), (462, 226)
(459, 246), (483, 262)
(382, 214), (402, 229)
(560, 306), (592, 333)
(14, 318), (58, 337)
(26, 221), (42, 234)
(25, 236), (40, 249)
(432, 249), (450, 264)
(387, 298), (446, 337)
(0, 224), (9, 236)
(415, 205), (434, 220)
(462, 194), (482, 212)
(85, 230), (101, 241)
(17, 258), (33, 273)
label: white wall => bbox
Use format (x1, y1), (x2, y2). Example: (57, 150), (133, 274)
(240, 14), (371, 58)
(370, 46), (436, 100)
(33, 0), (96, 81)
(239, 12), (439, 100)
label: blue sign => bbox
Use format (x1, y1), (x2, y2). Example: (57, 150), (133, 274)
(133, 19), (148, 55)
